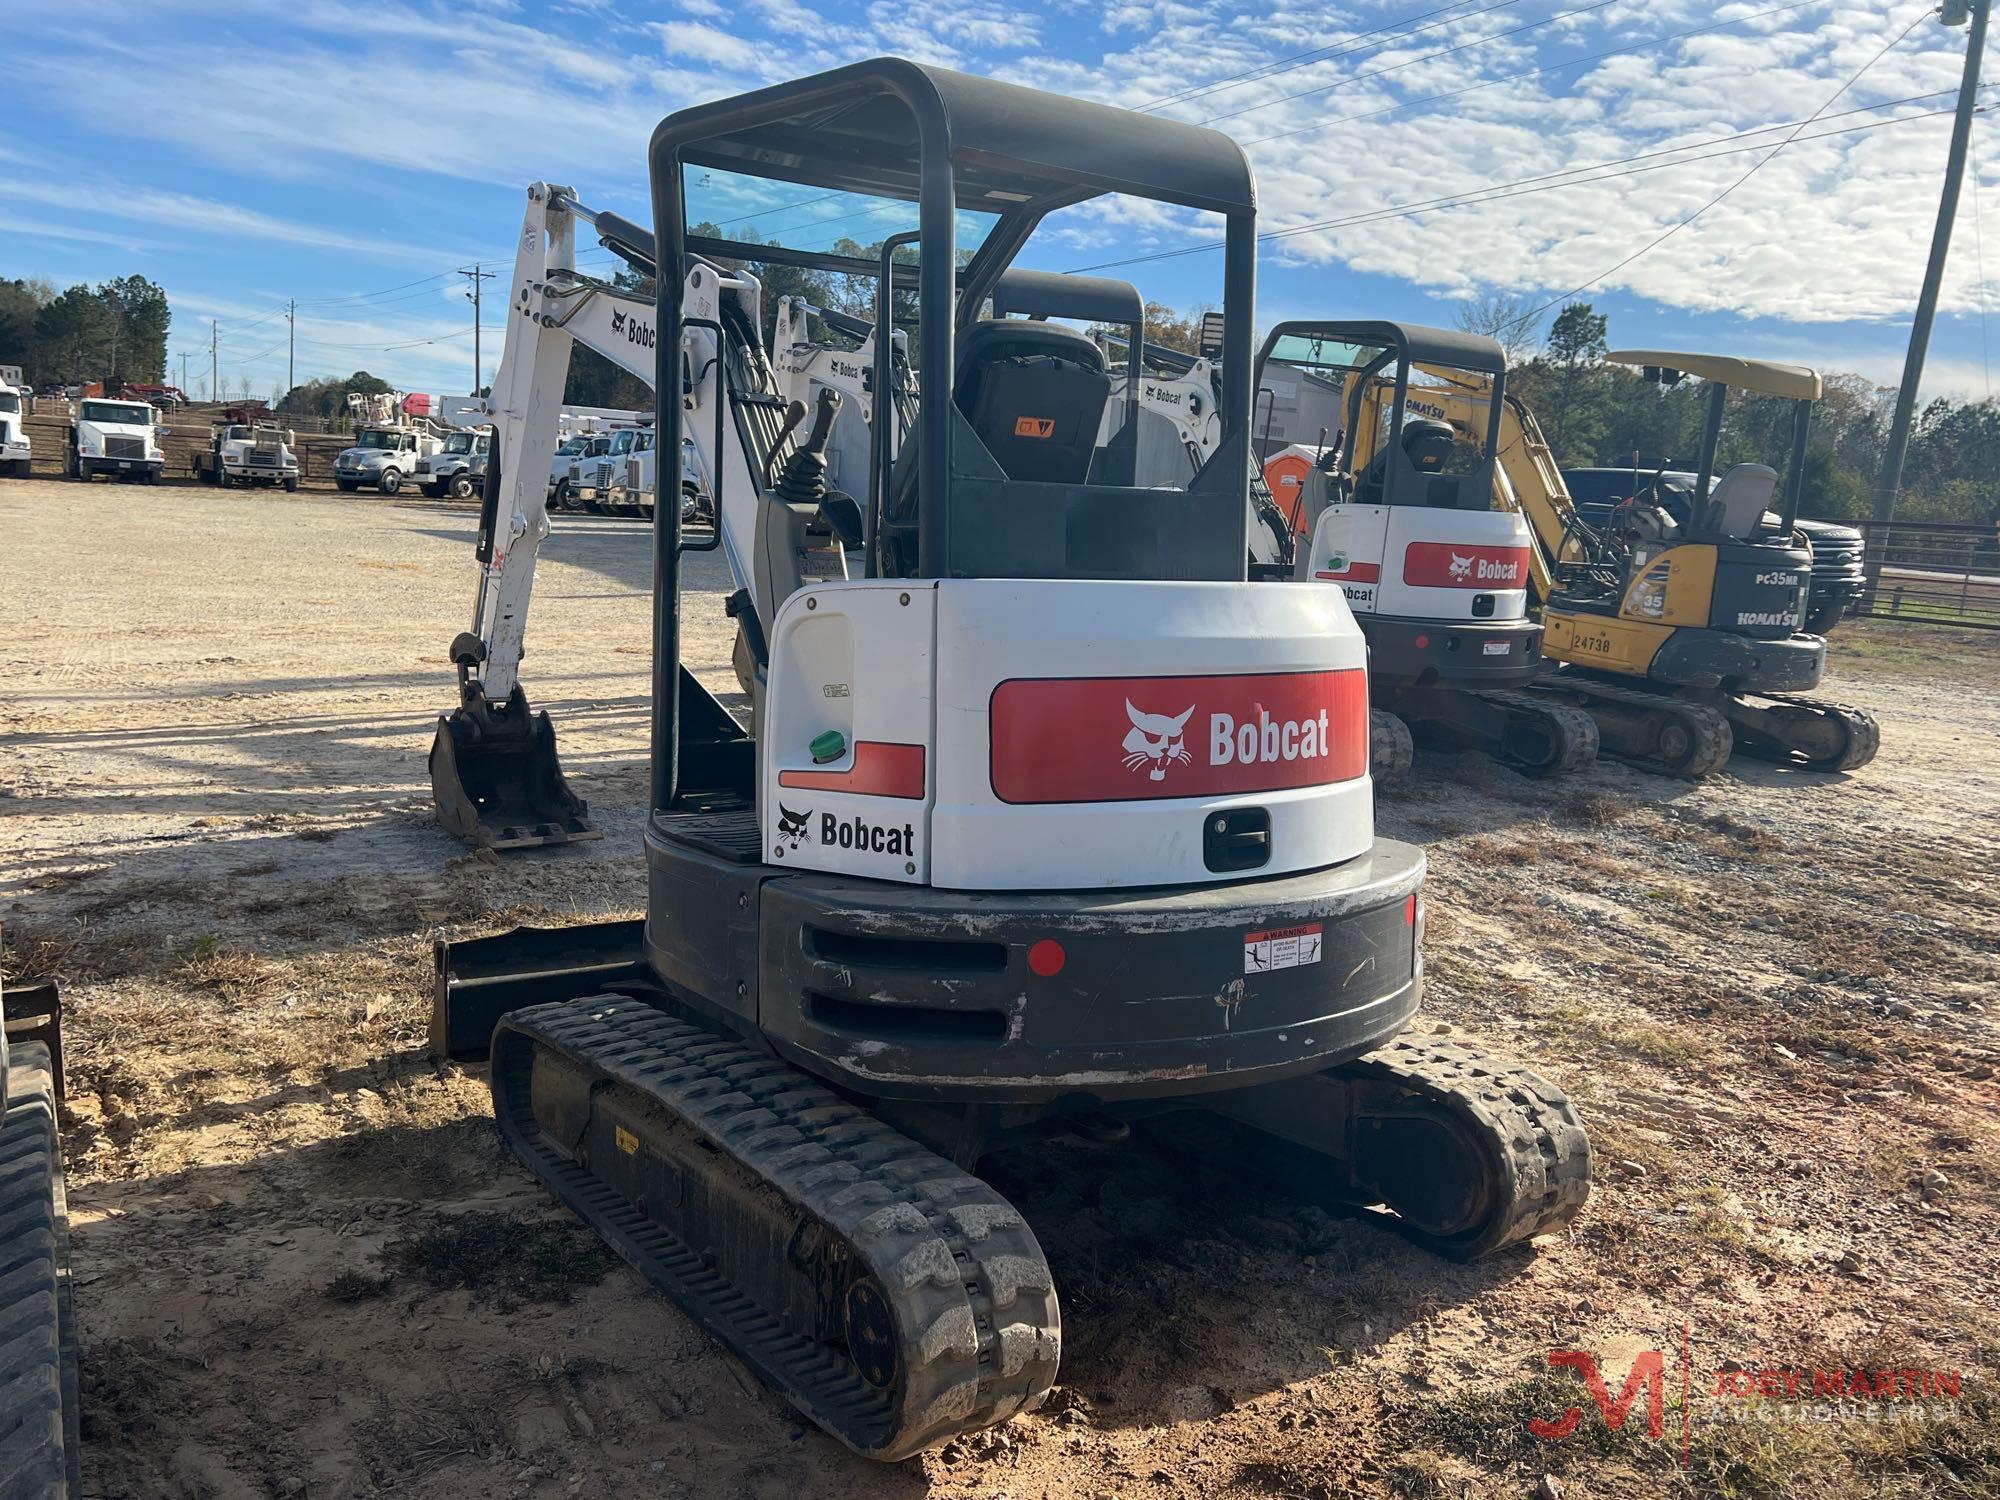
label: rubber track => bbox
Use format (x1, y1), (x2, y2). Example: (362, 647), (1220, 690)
(1335, 1034), (1592, 1260)
(0, 1045), (77, 1499)
(491, 999), (1059, 1460)
(1730, 695), (1880, 772)
(1533, 676), (1733, 779)
(1469, 689), (1600, 777)
(1369, 709), (1415, 780)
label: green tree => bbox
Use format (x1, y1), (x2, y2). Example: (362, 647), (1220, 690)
(34, 287), (114, 384)
(1542, 301), (1608, 459)
(0, 279), (50, 379)
(97, 274), (171, 382)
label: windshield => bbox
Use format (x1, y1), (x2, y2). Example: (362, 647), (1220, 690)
(0, 393), (19, 415)
(609, 431), (635, 454)
(555, 436), (589, 455)
(443, 433), (476, 454)
(355, 430), (403, 450)
(685, 166), (1000, 263)
(82, 401), (152, 426)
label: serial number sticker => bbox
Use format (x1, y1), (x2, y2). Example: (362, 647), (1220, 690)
(614, 1125), (639, 1156)
(1483, 640), (1512, 656)
(1244, 922), (1323, 974)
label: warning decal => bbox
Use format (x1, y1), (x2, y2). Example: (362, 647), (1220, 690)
(1243, 922), (1324, 974)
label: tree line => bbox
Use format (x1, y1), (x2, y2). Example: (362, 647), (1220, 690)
(1458, 296), (1996, 528)
(0, 275), (172, 389)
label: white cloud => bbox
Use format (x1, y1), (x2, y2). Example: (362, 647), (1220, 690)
(0, 177), (465, 264)
(655, 20), (764, 70)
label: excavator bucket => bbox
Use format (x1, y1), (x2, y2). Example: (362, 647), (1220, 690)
(429, 684), (599, 850)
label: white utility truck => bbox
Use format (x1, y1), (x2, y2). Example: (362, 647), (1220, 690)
(416, 429), (492, 499)
(67, 397), (164, 483)
(0, 380), (29, 477)
(193, 412), (301, 490)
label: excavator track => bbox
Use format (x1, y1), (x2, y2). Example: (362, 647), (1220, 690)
(1724, 695), (1879, 772)
(490, 997), (1060, 1461)
(1466, 689), (1600, 777)
(1195, 1035), (1592, 1262)
(1369, 709), (1415, 780)
(0, 1042), (80, 1499)
(1331, 1035), (1592, 1260)
(1530, 675), (1734, 779)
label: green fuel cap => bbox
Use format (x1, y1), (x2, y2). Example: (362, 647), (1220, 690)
(810, 730), (846, 764)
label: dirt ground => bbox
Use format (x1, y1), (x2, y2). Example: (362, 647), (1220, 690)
(3, 477), (1997, 1499)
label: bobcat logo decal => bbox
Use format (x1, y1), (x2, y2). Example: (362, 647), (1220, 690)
(1122, 700), (1195, 781)
(1447, 552), (1474, 581)
(611, 309), (627, 334)
(776, 803), (812, 848)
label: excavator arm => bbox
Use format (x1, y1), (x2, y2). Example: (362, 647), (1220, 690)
(430, 182), (786, 848)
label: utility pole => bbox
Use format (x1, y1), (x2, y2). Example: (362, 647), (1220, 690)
(460, 265), (494, 395)
(1869, 0), (1989, 596)
(287, 299), (296, 397)
(210, 320), (219, 405)
(179, 352), (189, 397)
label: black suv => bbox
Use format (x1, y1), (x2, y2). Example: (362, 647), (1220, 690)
(1562, 467), (1864, 635)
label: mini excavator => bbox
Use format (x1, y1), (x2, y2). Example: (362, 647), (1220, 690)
(430, 58), (1591, 1462)
(1366, 353), (1879, 776)
(1256, 322), (1599, 780)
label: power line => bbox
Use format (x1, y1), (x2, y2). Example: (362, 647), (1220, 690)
(1509, 5), (1935, 327)
(1066, 92), (1976, 273)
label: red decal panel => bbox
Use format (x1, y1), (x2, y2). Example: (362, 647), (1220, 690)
(778, 741), (926, 800)
(1403, 541), (1530, 589)
(1316, 561), (1382, 582)
(990, 670), (1369, 805)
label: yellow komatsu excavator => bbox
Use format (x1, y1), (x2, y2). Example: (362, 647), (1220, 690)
(1355, 350), (1879, 777)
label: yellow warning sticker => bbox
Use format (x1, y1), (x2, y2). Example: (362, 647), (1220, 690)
(614, 1125), (639, 1156)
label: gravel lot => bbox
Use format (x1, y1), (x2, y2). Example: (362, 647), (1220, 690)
(3, 476), (1997, 1499)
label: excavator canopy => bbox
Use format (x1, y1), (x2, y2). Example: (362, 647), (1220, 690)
(1606, 349), (1822, 402)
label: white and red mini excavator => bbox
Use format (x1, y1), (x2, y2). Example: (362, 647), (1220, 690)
(427, 58), (1592, 1463)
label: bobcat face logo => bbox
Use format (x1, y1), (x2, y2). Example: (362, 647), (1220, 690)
(611, 309), (627, 334)
(776, 803), (811, 848)
(1447, 552), (1474, 581)
(1122, 700), (1195, 781)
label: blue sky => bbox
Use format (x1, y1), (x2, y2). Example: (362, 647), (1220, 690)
(3, 0), (1992, 403)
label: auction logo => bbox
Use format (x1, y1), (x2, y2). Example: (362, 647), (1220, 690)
(1528, 1330), (1967, 1469)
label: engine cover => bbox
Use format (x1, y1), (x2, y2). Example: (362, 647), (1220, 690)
(759, 577), (1375, 893)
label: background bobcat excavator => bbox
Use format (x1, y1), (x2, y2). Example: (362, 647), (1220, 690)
(427, 58), (1591, 1463)
(1378, 352), (1878, 777)
(1255, 321), (1598, 780)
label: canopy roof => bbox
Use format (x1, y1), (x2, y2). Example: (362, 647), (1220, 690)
(1259, 320), (1506, 376)
(653, 57), (1256, 221)
(1607, 349), (1822, 401)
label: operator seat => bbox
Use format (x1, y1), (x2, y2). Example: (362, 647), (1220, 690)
(877, 320), (1113, 573)
(1355, 417), (1457, 504)
(1703, 463), (1778, 538)
(953, 320), (1111, 483)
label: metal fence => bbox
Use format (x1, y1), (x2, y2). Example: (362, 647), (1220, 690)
(1856, 518), (2000, 629)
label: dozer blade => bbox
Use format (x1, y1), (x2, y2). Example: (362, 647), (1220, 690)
(430, 919), (646, 1063)
(490, 997), (1061, 1460)
(430, 683), (599, 850)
